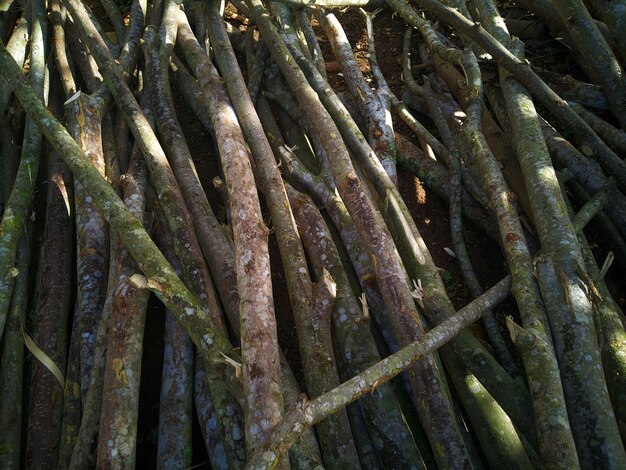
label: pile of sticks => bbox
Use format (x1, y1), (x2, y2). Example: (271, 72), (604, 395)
(1, 0), (625, 467)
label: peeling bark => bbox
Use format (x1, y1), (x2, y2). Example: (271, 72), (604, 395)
(206, 3), (361, 466)
(168, 6), (283, 456)
(24, 124), (73, 470)
(321, 13), (398, 184)
(249, 276), (512, 468)
(0, 34), (241, 400)
(288, 186), (425, 468)
(97, 152), (149, 470)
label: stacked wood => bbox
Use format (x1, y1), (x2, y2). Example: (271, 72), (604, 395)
(0, 0), (625, 467)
